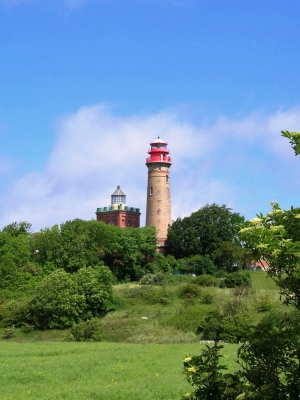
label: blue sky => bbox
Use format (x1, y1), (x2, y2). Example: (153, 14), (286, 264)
(0, 0), (300, 230)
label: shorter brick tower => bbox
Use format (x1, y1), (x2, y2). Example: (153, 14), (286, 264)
(145, 137), (172, 254)
(96, 186), (141, 228)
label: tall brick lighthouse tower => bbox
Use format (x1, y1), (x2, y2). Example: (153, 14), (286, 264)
(145, 137), (172, 254)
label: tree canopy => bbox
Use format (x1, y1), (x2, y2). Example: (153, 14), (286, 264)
(167, 204), (245, 271)
(30, 266), (114, 329)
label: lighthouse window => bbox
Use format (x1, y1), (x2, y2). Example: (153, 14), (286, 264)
(112, 195), (125, 204)
(166, 175), (169, 183)
(150, 186), (153, 195)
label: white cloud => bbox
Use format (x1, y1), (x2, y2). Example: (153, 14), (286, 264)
(1, 103), (300, 231)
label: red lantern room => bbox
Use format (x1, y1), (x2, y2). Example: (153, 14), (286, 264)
(146, 137), (172, 165)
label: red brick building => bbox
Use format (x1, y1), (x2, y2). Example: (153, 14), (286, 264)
(95, 186), (141, 228)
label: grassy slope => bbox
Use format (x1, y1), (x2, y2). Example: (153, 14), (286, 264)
(0, 342), (240, 400)
(249, 270), (277, 290)
(0, 271), (285, 399)
(0, 271), (283, 344)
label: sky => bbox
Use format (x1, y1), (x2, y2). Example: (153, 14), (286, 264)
(0, 0), (300, 231)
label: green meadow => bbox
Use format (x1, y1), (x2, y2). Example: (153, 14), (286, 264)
(0, 271), (282, 399)
(0, 342), (240, 400)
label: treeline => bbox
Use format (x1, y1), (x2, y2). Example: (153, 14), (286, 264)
(0, 204), (246, 295)
(0, 219), (163, 293)
(0, 220), (161, 330)
(0, 204), (247, 331)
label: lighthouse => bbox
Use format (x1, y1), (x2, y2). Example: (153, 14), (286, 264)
(96, 186), (141, 228)
(145, 137), (172, 254)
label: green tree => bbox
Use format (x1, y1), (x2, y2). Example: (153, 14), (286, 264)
(281, 130), (300, 155)
(180, 254), (217, 276)
(168, 204), (244, 269)
(239, 203), (300, 308)
(211, 241), (245, 272)
(75, 266), (114, 320)
(2, 221), (32, 237)
(101, 225), (157, 281)
(30, 225), (62, 271)
(30, 269), (84, 329)
(0, 230), (32, 290)
(31, 219), (157, 281)
(30, 266), (113, 329)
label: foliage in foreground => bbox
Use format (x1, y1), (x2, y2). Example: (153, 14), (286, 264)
(281, 130), (300, 156)
(239, 202), (300, 308)
(183, 196), (300, 398)
(182, 309), (300, 399)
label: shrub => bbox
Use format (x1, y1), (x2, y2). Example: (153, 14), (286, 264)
(195, 274), (217, 287)
(74, 266), (114, 319)
(66, 319), (104, 342)
(219, 314), (252, 343)
(221, 271), (251, 288)
(181, 343), (242, 399)
(179, 284), (201, 300)
(196, 310), (222, 340)
(2, 326), (15, 339)
(198, 317), (221, 341)
(200, 293), (215, 304)
(147, 253), (172, 274)
(20, 323), (34, 333)
(178, 255), (218, 276)
(139, 272), (166, 286)
(126, 286), (169, 305)
(3, 301), (32, 328)
(30, 270), (84, 329)
(254, 294), (273, 312)
(30, 266), (113, 329)
(235, 310), (300, 399)
(222, 299), (248, 317)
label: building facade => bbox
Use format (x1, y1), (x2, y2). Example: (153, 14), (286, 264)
(145, 137), (172, 253)
(96, 186), (141, 228)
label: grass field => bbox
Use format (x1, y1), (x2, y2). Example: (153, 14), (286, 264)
(0, 271), (284, 399)
(0, 342), (240, 400)
(249, 270), (278, 291)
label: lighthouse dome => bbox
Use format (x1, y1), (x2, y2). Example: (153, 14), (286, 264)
(150, 136), (167, 148)
(111, 186), (126, 206)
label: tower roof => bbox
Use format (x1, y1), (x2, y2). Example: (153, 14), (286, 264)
(112, 185), (125, 196)
(150, 136), (167, 145)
